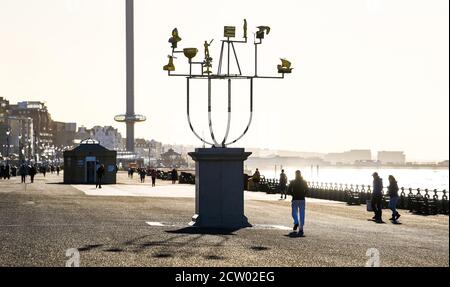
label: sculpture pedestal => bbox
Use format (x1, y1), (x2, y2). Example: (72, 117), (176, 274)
(188, 148), (252, 228)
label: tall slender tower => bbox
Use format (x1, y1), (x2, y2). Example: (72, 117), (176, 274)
(114, 0), (146, 152)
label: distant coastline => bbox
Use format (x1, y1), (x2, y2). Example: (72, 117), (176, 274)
(245, 156), (449, 170)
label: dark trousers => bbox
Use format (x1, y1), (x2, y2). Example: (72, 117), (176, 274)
(372, 196), (383, 221)
(30, 175), (35, 183)
(279, 185), (287, 198)
(152, 177), (156, 186)
(96, 177), (103, 188)
(21, 175), (26, 183)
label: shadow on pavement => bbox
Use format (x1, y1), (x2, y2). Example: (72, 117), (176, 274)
(284, 232), (305, 238)
(166, 226), (239, 236)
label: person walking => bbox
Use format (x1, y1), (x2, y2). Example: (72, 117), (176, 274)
(56, 165), (60, 176)
(371, 172), (384, 223)
(0, 164), (5, 180)
(279, 169), (288, 199)
(151, 169), (157, 187)
(29, 165), (37, 183)
(5, 164), (10, 180)
(252, 168), (261, 191)
(171, 168), (178, 184)
(388, 175), (401, 223)
(42, 165), (47, 178)
(19, 163), (28, 183)
(139, 168), (146, 183)
(288, 170), (308, 236)
(96, 164), (105, 189)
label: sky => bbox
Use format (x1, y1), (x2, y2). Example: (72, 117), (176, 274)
(0, 0), (448, 161)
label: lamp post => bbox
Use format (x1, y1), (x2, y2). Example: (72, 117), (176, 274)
(18, 134), (22, 163)
(6, 128), (10, 166)
(27, 138), (32, 163)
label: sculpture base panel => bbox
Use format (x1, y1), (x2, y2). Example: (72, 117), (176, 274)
(188, 148), (252, 229)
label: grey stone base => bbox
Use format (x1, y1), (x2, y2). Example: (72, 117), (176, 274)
(188, 148), (252, 229)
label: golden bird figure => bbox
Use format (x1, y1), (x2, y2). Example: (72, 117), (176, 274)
(256, 26), (271, 39)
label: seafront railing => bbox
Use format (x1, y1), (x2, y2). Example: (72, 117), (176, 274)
(256, 178), (449, 215)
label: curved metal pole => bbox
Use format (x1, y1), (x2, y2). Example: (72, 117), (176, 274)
(225, 78), (253, 146)
(221, 79), (232, 147)
(207, 78), (220, 147)
(186, 78), (215, 146)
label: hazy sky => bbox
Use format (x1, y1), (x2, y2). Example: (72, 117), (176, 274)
(0, 0), (448, 161)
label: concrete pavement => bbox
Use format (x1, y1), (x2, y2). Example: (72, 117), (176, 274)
(0, 172), (448, 267)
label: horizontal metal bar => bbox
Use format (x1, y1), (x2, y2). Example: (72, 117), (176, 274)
(169, 73), (286, 79)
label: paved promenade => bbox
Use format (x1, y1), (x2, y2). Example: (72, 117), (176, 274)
(0, 172), (448, 267)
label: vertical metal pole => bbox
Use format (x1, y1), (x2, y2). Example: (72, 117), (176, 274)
(6, 133), (9, 166)
(217, 41), (225, 75)
(125, 0), (135, 152)
(222, 79), (232, 147)
(186, 78), (214, 146)
(254, 43), (258, 77)
(207, 78), (220, 147)
(227, 40), (230, 76)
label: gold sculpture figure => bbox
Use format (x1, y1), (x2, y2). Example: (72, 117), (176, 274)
(163, 55), (176, 71)
(243, 19), (247, 39)
(277, 58), (293, 73)
(256, 26), (271, 39)
(168, 28), (182, 49)
(204, 40), (213, 59)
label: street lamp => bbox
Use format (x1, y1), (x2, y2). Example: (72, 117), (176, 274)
(18, 134), (22, 162)
(27, 138), (32, 163)
(5, 128), (10, 166)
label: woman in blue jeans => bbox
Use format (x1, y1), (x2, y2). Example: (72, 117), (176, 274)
(388, 175), (401, 223)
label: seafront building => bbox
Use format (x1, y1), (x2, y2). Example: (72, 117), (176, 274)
(377, 151), (406, 164)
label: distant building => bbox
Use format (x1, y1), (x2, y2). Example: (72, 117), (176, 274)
(160, 148), (187, 168)
(90, 126), (123, 151)
(75, 126), (91, 142)
(377, 151), (406, 164)
(74, 126), (123, 151)
(134, 138), (150, 163)
(324, 149), (372, 164)
(438, 160), (449, 167)
(9, 101), (53, 150)
(52, 121), (76, 148)
(0, 116), (34, 161)
(0, 97), (10, 121)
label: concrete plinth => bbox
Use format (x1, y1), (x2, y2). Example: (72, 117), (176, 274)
(188, 148), (252, 228)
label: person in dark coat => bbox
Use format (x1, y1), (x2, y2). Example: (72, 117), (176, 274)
(29, 165), (37, 183)
(139, 168), (146, 183)
(171, 168), (178, 184)
(56, 165), (60, 176)
(288, 170), (309, 236)
(388, 175), (401, 223)
(371, 172), (384, 223)
(279, 169), (288, 199)
(96, 164), (105, 189)
(0, 165), (5, 180)
(252, 168), (261, 191)
(19, 163), (28, 183)
(151, 169), (157, 187)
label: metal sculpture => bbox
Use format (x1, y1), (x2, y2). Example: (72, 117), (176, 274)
(164, 20), (293, 148)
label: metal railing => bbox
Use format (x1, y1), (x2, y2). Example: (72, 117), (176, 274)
(255, 178), (449, 215)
